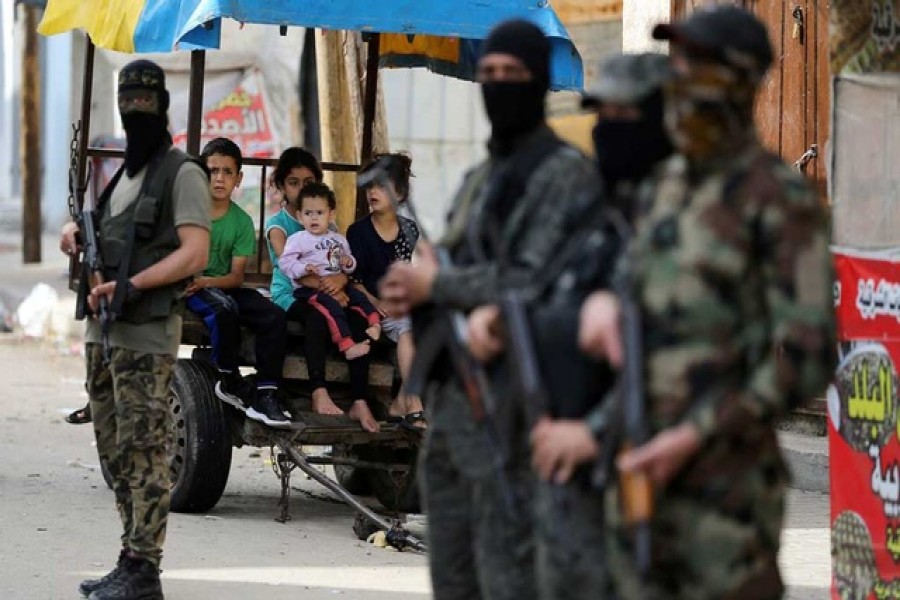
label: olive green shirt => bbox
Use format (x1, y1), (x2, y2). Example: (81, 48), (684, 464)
(85, 161), (211, 356)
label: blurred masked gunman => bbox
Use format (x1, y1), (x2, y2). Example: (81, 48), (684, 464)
(577, 7), (835, 599)
(525, 52), (673, 600)
(379, 19), (603, 600)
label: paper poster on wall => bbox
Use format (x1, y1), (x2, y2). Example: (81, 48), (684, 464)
(832, 248), (900, 599)
(172, 68), (278, 158)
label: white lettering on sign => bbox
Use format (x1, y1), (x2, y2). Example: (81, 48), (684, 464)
(857, 278), (900, 321)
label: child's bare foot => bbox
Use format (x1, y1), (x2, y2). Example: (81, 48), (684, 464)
(344, 341), (371, 360)
(348, 400), (380, 432)
(311, 388), (343, 416)
(366, 323), (382, 341)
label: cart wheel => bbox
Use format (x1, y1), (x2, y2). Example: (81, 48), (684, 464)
(168, 359), (232, 513)
(333, 444), (373, 495)
(366, 447), (421, 514)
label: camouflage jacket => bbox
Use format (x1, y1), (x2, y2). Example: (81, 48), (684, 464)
(600, 137), (835, 599)
(633, 140), (834, 443)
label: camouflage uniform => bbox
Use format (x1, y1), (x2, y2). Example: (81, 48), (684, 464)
(82, 150), (210, 571)
(531, 52), (673, 600)
(594, 9), (835, 598)
(419, 125), (601, 600)
(87, 345), (173, 566)
(605, 142), (834, 599)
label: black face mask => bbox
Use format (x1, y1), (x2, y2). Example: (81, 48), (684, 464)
(482, 81), (546, 152)
(122, 113), (170, 177)
(592, 93), (673, 189)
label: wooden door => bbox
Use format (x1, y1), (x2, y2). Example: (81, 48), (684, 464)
(670, 0), (831, 199)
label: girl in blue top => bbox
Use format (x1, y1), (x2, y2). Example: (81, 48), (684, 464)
(265, 147), (378, 432)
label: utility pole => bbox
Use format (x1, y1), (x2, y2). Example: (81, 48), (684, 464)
(21, 3), (41, 263)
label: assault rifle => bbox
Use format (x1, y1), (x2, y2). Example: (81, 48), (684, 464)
(593, 212), (653, 576)
(357, 160), (517, 514)
(68, 121), (112, 364)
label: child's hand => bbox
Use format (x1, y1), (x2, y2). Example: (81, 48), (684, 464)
(340, 255), (353, 269)
(305, 264), (319, 275)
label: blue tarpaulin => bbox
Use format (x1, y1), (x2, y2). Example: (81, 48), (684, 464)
(41, 0), (583, 91)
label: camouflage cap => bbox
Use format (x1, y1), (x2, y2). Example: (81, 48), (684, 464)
(118, 59), (167, 94)
(581, 52), (670, 108)
(652, 6), (773, 78)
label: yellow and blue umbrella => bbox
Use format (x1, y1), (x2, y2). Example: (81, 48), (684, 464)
(38, 0), (583, 91)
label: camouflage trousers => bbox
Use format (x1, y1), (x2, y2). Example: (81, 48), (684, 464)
(86, 343), (174, 568)
(535, 479), (608, 600)
(419, 427), (536, 600)
(605, 482), (785, 600)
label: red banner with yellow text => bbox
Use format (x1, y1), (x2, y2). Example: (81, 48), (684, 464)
(832, 248), (900, 599)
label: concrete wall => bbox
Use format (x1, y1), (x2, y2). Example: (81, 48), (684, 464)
(42, 33), (72, 231)
(0, 1), (17, 201)
(381, 69), (490, 238)
(622, 0), (670, 52)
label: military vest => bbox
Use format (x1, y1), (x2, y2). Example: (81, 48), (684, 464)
(97, 147), (198, 324)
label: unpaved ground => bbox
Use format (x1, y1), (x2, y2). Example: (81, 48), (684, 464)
(0, 339), (431, 599)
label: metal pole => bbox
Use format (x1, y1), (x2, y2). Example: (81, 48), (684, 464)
(360, 33), (380, 164)
(356, 33), (381, 220)
(276, 438), (426, 552)
(186, 50), (206, 156)
(257, 164), (267, 273)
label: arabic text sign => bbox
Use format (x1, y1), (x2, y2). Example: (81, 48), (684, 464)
(173, 70), (277, 158)
(832, 249), (900, 599)
(835, 252), (900, 341)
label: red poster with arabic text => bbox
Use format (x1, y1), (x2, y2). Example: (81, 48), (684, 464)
(832, 249), (900, 599)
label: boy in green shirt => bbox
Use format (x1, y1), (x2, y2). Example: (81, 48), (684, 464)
(187, 137), (291, 427)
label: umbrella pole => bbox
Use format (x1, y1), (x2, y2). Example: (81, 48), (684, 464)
(357, 32), (381, 220)
(186, 50), (206, 156)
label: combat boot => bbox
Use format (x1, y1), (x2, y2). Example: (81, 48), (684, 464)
(88, 556), (163, 600)
(79, 550), (128, 597)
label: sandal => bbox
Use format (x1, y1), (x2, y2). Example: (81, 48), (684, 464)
(395, 411), (427, 432)
(65, 403), (92, 425)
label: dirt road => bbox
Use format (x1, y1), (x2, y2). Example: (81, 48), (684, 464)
(0, 339), (431, 599)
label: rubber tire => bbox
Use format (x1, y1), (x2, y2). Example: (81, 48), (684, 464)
(168, 359), (232, 513)
(333, 444), (373, 495)
(364, 446), (421, 514)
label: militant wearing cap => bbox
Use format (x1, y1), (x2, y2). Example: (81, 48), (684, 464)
(582, 53), (671, 108)
(117, 59), (170, 115)
(481, 19), (551, 91)
(652, 6), (774, 81)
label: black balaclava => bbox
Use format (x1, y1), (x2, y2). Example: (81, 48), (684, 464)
(592, 90), (673, 189)
(480, 20), (550, 154)
(118, 60), (172, 176)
